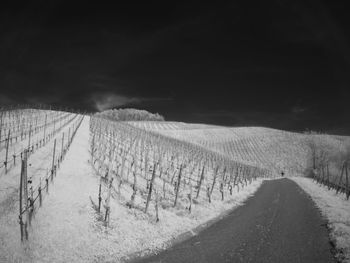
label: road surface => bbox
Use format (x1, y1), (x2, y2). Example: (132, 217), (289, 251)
(133, 178), (335, 263)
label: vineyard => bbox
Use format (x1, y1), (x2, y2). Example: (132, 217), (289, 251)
(90, 117), (272, 225)
(127, 122), (310, 174)
(0, 108), (349, 262)
(0, 109), (76, 172)
(0, 108), (84, 255)
(305, 133), (350, 199)
(127, 121), (350, 199)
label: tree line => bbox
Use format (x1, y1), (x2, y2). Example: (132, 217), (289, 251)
(95, 108), (165, 121)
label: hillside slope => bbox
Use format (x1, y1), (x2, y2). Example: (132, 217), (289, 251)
(0, 114), (264, 262)
(1, 112), (348, 262)
(127, 121), (311, 175)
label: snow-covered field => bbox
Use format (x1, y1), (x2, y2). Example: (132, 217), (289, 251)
(291, 177), (350, 263)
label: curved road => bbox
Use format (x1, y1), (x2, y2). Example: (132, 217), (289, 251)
(133, 178), (335, 263)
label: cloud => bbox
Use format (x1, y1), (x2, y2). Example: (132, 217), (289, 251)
(291, 105), (306, 115)
(91, 93), (141, 111)
(90, 92), (172, 112)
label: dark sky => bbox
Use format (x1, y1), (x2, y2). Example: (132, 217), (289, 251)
(0, 1), (349, 133)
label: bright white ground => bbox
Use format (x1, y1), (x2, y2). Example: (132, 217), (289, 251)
(291, 177), (350, 263)
(0, 116), (263, 263)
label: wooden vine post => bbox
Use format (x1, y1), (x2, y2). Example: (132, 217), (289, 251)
(188, 182), (193, 213)
(19, 149), (28, 241)
(91, 134), (95, 162)
(5, 130), (10, 173)
(20, 118), (24, 140)
(326, 163), (330, 190)
(61, 132), (65, 160)
(209, 166), (219, 198)
(43, 113), (47, 143)
(130, 164), (138, 208)
(104, 177), (113, 226)
(0, 115), (3, 147)
(173, 164), (183, 207)
(98, 177), (102, 212)
(19, 155), (25, 241)
(345, 162), (349, 200)
(196, 166), (205, 199)
(145, 163), (157, 213)
(220, 182), (224, 201)
(53, 116), (56, 135)
(52, 139), (56, 178)
(28, 124), (32, 151)
(336, 163), (345, 194)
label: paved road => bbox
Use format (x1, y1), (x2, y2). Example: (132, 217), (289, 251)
(133, 178), (335, 263)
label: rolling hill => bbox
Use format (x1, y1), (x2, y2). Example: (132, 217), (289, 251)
(0, 109), (349, 262)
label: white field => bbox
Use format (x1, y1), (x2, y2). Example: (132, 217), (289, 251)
(128, 121), (348, 180)
(128, 121), (310, 175)
(0, 115), (264, 262)
(291, 177), (350, 263)
(0, 113), (349, 262)
(127, 121), (350, 262)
